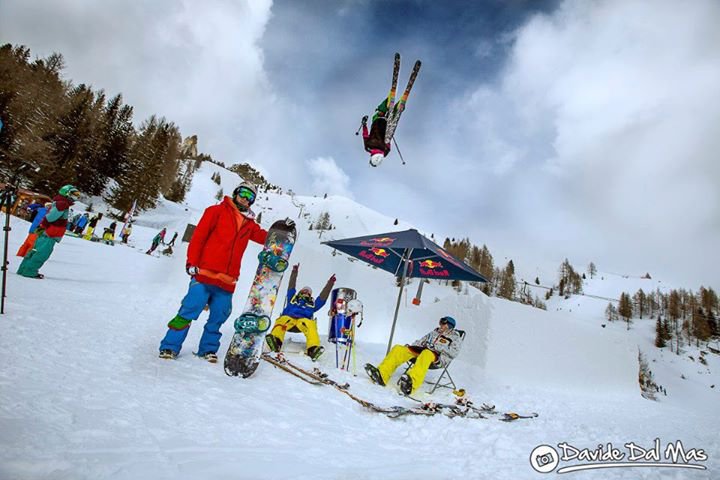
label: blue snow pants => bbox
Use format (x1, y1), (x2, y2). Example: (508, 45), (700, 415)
(159, 279), (233, 356)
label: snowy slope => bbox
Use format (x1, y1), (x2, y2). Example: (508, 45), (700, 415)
(0, 164), (718, 479)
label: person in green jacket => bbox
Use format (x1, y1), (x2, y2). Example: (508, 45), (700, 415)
(17, 185), (80, 279)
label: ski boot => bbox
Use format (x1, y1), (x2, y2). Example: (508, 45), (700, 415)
(307, 345), (324, 362)
(364, 363), (385, 386)
(398, 374), (413, 396)
(159, 349), (177, 360)
(257, 250), (288, 272)
(265, 335), (282, 353)
(198, 352), (218, 363)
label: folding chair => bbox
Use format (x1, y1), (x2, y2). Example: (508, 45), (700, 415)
(405, 329), (466, 394)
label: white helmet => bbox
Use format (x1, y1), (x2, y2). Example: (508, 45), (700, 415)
(369, 153), (384, 167)
(347, 299), (363, 315)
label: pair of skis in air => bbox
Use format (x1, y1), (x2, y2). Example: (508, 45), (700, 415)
(383, 53), (422, 145)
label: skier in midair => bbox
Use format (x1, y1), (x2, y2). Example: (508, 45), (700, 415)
(265, 264), (336, 361)
(362, 99), (392, 167)
(360, 53), (421, 167)
(158, 182), (268, 362)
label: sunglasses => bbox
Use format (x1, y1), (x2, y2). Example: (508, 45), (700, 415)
(236, 187), (256, 203)
(439, 319), (449, 325)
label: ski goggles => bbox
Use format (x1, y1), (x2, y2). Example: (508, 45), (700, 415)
(236, 187), (256, 203)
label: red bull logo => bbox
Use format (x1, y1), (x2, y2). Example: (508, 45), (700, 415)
(419, 258), (450, 277)
(420, 259), (443, 269)
(370, 247), (390, 258)
(358, 248), (388, 265)
(359, 236), (396, 247)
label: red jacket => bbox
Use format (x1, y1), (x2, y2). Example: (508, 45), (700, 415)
(188, 196), (267, 292)
(39, 195), (73, 238)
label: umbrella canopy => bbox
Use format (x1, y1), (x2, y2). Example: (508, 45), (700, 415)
(323, 229), (487, 282)
(323, 229), (487, 353)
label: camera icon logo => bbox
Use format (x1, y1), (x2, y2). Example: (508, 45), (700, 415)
(530, 445), (560, 473)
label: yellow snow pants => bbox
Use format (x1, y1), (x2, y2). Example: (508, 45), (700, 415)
(269, 315), (320, 349)
(378, 345), (437, 393)
(82, 227), (94, 240)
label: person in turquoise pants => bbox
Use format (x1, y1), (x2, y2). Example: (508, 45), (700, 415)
(17, 185), (80, 279)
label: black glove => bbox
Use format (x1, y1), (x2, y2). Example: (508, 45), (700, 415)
(361, 115), (368, 125)
(186, 265), (199, 276)
(292, 264), (299, 273)
(285, 217), (296, 229)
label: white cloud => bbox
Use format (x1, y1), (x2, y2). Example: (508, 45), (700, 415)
(306, 157), (353, 198)
(459, 0), (720, 286)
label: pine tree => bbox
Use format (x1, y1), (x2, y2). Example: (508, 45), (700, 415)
(654, 317), (666, 347)
(605, 303), (618, 322)
(634, 289), (647, 319)
(588, 262), (597, 279)
(618, 293), (633, 329)
(497, 260), (516, 300)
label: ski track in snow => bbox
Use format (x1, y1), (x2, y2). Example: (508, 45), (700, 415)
(1, 164), (718, 479)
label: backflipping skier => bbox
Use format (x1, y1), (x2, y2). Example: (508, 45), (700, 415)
(362, 98), (392, 167)
(158, 182), (273, 363)
(265, 264), (336, 361)
(365, 316), (462, 395)
(17, 185), (81, 279)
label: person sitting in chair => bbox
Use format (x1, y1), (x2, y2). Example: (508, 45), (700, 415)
(265, 264), (336, 361)
(365, 316), (461, 395)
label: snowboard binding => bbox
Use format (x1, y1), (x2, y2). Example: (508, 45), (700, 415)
(258, 250), (289, 272)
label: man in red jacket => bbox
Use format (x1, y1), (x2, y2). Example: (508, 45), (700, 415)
(159, 182), (278, 362)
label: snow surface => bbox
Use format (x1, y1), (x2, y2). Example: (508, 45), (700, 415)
(1, 162), (718, 479)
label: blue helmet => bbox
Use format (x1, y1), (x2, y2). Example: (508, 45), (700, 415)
(440, 316), (456, 329)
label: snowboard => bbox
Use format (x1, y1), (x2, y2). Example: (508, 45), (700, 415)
(224, 219), (296, 377)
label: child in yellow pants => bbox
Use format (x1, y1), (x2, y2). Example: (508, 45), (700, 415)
(265, 264), (336, 361)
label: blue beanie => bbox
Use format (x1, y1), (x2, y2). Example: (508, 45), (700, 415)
(441, 316), (456, 329)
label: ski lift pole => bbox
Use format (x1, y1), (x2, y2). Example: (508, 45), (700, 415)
(392, 137), (406, 165)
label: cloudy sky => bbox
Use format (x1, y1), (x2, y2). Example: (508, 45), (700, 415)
(2, 0), (719, 287)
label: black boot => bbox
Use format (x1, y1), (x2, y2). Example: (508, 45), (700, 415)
(265, 335), (282, 353)
(307, 345), (324, 362)
(398, 374), (413, 396)
(364, 363), (386, 386)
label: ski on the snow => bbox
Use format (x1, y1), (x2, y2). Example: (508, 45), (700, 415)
(260, 353), (537, 421)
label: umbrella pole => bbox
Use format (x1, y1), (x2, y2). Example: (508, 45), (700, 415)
(386, 248), (413, 355)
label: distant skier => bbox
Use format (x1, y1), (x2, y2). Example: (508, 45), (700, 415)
(365, 316), (462, 395)
(82, 213), (103, 240)
(120, 222), (132, 244)
(73, 213), (89, 235)
(166, 231), (178, 247)
(264, 264), (336, 361)
(158, 182), (268, 362)
(146, 228), (166, 254)
(17, 185), (81, 279)
(102, 221), (117, 242)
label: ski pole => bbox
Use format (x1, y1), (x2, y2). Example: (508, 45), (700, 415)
(392, 137), (406, 165)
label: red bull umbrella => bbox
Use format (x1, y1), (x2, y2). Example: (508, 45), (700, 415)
(323, 229), (487, 353)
